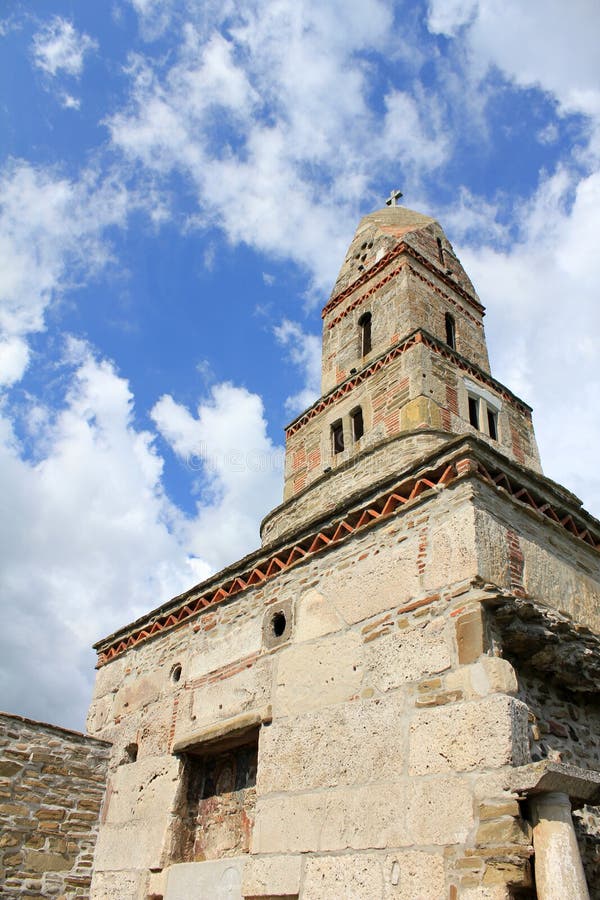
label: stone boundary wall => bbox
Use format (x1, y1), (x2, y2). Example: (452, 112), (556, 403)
(0, 712), (111, 899)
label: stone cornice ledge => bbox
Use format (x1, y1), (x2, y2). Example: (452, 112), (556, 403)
(94, 435), (600, 666)
(509, 761), (600, 807)
(172, 706), (272, 755)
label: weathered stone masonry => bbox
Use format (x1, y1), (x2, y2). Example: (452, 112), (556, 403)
(85, 202), (600, 900)
(0, 713), (110, 899)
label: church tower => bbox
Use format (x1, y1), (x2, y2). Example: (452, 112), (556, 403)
(262, 197), (539, 545)
(87, 199), (600, 900)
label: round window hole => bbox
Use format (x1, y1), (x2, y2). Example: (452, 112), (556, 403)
(271, 611), (287, 638)
(170, 663), (182, 683)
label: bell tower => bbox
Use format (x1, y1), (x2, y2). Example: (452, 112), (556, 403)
(262, 197), (541, 544)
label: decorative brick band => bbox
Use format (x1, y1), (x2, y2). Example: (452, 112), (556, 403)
(326, 260), (482, 331)
(96, 445), (599, 666)
(322, 241), (483, 319)
(285, 329), (530, 438)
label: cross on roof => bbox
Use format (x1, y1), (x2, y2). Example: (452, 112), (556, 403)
(386, 189), (403, 207)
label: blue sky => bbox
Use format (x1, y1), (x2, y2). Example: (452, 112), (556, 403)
(1, 0), (599, 729)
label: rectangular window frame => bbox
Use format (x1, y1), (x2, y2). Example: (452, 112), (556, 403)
(464, 378), (501, 440)
(350, 406), (364, 442)
(331, 419), (345, 455)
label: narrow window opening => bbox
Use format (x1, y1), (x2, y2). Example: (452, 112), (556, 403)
(331, 420), (344, 454)
(350, 407), (364, 441)
(123, 742), (138, 764)
(468, 396), (479, 429)
(358, 312), (372, 356)
(437, 237), (444, 264)
(445, 312), (456, 350)
(487, 408), (498, 441)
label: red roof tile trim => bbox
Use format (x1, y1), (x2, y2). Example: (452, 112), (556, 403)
(96, 450), (599, 666)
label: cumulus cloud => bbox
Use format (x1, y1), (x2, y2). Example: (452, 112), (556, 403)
(427, 0), (600, 123)
(110, 0), (450, 295)
(273, 319), (321, 415)
(419, 0), (600, 515)
(32, 16), (97, 78)
(0, 344), (189, 727)
(0, 343), (282, 729)
(0, 161), (131, 386)
(151, 382), (283, 570)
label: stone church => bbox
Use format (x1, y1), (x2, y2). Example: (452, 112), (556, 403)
(10, 200), (600, 899)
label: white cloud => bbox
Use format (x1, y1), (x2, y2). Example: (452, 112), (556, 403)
(0, 342), (283, 729)
(273, 319), (321, 414)
(151, 382), (283, 570)
(61, 92), (81, 110)
(457, 168), (600, 514)
(110, 0), (450, 294)
(32, 16), (97, 78)
(0, 160), (133, 387)
(427, 0), (600, 123)
(0, 345), (190, 727)
(426, 0), (477, 37)
(0, 336), (30, 387)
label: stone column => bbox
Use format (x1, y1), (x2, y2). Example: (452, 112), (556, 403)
(529, 791), (589, 900)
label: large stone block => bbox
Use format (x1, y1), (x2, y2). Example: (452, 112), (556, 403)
(406, 776), (474, 844)
(409, 695), (529, 776)
(252, 783), (409, 854)
(185, 657), (273, 735)
(293, 588), (345, 642)
(302, 851), (445, 900)
(425, 500), (478, 591)
(445, 657), (518, 700)
(188, 616), (262, 682)
(365, 618), (452, 692)
(325, 533), (421, 627)
(257, 693), (407, 793)
(164, 859), (246, 900)
(90, 868), (147, 900)
(273, 631), (363, 717)
(241, 854), (301, 897)
(112, 670), (165, 718)
(102, 757), (180, 825)
(93, 819), (169, 872)
(91, 655), (128, 703)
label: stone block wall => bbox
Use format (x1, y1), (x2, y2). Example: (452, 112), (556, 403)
(87, 481), (547, 898)
(321, 219), (488, 395)
(0, 713), (110, 899)
(281, 338), (539, 509)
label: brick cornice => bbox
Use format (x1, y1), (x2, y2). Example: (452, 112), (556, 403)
(322, 240), (484, 319)
(94, 437), (599, 666)
(284, 328), (531, 438)
(326, 260), (483, 331)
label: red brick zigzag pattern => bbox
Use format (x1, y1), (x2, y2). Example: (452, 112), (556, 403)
(96, 454), (599, 666)
(326, 261), (482, 331)
(286, 330), (530, 438)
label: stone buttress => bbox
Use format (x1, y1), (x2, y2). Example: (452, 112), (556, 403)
(86, 204), (600, 900)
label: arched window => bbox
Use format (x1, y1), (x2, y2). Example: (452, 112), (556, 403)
(350, 407), (364, 441)
(358, 312), (372, 356)
(331, 420), (344, 454)
(445, 312), (456, 350)
(437, 237), (444, 264)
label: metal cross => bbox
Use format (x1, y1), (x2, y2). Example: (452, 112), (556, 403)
(386, 189), (403, 207)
